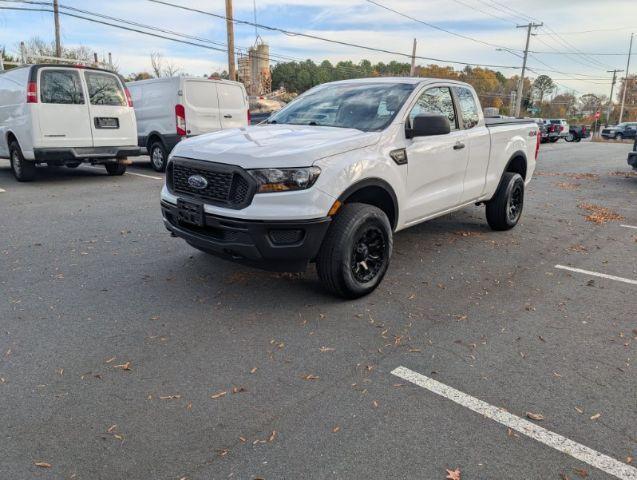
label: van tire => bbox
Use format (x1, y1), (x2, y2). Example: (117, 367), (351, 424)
(486, 172), (524, 231)
(149, 140), (167, 172)
(9, 140), (36, 182)
(105, 162), (127, 176)
(316, 203), (392, 299)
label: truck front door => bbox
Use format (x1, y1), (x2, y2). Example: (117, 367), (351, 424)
(403, 86), (469, 224)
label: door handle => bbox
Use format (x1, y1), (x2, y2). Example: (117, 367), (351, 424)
(453, 142), (466, 150)
(223, 114), (233, 119)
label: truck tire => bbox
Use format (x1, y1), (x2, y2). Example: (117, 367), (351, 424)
(149, 140), (167, 172)
(485, 172), (525, 231)
(316, 203), (392, 299)
(9, 140), (36, 182)
(104, 162), (127, 176)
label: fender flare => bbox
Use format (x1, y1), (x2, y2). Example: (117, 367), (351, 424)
(337, 177), (399, 229)
(503, 150), (528, 180)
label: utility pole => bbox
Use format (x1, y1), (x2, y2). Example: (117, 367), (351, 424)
(225, 0), (236, 81)
(515, 22), (542, 118)
(606, 69), (623, 125)
(53, 0), (61, 58)
(618, 33), (634, 124)
(409, 38), (417, 77)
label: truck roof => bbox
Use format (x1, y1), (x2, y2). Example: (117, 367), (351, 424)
(324, 76), (473, 88)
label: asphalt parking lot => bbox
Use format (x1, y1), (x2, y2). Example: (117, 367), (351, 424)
(1, 141), (636, 480)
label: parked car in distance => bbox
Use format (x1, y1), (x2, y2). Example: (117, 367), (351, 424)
(548, 119), (569, 140)
(601, 122), (637, 140)
(160, 78), (538, 298)
(0, 64), (140, 181)
(535, 119), (560, 143)
(565, 125), (589, 142)
(127, 76), (249, 172)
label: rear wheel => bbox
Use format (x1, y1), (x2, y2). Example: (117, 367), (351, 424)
(316, 203), (392, 299)
(485, 172), (525, 231)
(565, 133), (574, 142)
(104, 162), (127, 176)
(9, 140), (36, 182)
(149, 140), (167, 172)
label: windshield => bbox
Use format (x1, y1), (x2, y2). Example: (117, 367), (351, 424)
(268, 82), (416, 132)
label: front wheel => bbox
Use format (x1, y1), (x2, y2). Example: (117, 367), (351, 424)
(565, 133), (574, 142)
(149, 141), (168, 172)
(104, 162), (127, 176)
(316, 203), (392, 299)
(9, 140), (36, 182)
(485, 172), (525, 231)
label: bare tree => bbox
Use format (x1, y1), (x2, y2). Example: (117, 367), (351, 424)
(150, 52), (181, 78)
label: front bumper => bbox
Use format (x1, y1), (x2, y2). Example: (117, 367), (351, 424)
(34, 146), (141, 164)
(628, 152), (637, 170)
(161, 200), (331, 272)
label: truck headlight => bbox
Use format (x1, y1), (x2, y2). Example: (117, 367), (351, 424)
(248, 167), (321, 193)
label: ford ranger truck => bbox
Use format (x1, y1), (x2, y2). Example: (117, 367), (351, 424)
(160, 78), (539, 298)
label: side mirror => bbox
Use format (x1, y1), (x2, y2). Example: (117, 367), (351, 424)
(407, 113), (451, 139)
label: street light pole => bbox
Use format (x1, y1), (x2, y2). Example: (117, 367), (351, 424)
(515, 22), (542, 118)
(618, 33), (634, 124)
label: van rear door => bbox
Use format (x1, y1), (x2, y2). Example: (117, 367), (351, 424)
(83, 70), (137, 147)
(217, 82), (248, 129)
(37, 67), (93, 148)
(183, 80), (221, 136)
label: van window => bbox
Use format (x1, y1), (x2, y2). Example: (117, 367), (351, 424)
(185, 81), (219, 109)
(40, 69), (85, 105)
(217, 83), (244, 110)
(409, 87), (457, 130)
(85, 71), (126, 106)
(454, 87), (479, 129)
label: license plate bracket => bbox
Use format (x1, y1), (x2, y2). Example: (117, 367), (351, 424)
(177, 198), (204, 227)
(94, 117), (119, 129)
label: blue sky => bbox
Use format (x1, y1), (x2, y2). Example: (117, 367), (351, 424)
(0, 0), (634, 96)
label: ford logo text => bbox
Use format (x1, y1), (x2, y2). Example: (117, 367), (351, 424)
(187, 175), (208, 190)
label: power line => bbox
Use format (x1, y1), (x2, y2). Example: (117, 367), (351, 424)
(364, 0), (519, 52)
(145, 0), (521, 69)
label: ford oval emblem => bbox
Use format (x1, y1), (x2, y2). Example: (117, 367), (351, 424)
(187, 175), (208, 190)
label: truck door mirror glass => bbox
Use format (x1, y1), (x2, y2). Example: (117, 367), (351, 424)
(407, 113), (451, 138)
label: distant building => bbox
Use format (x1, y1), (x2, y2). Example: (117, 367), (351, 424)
(238, 40), (271, 96)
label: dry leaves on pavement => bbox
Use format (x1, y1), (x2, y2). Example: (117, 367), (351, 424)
(34, 462), (52, 468)
(578, 203), (624, 224)
(210, 391), (227, 399)
(446, 468), (461, 480)
(301, 374), (319, 381)
(526, 412), (544, 421)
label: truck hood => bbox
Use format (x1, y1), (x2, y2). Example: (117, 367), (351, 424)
(171, 124), (380, 168)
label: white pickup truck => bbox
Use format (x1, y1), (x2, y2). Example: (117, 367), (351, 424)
(160, 78), (539, 298)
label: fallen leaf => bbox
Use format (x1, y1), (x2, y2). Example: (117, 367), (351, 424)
(105, 356), (116, 363)
(268, 431), (277, 442)
(575, 407), (584, 414)
(34, 462), (52, 468)
(526, 412), (544, 421)
(590, 413), (601, 420)
(301, 374), (319, 381)
(186, 402), (192, 411)
(332, 425), (340, 433)
(239, 436), (247, 443)
(107, 424), (117, 433)
(250, 367), (258, 374)
(210, 391), (227, 399)
(159, 395), (181, 400)
(446, 468), (461, 480)
(231, 386), (246, 394)
(113, 362), (131, 371)
(627, 456), (633, 464)
(217, 448), (229, 457)
(319, 346), (335, 352)
(573, 467), (589, 478)
(372, 400), (379, 409)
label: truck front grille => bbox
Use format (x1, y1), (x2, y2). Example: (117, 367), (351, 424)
(168, 158), (256, 209)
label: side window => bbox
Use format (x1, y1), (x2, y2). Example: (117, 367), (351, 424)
(40, 69), (84, 104)
(409, 87), (457, 130)
(454, 87), (480, 129)
(85, 71), (127, 106)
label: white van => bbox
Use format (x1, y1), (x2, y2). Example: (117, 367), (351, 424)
(0, 64), (140, 181)
(127, 76), (249, 172)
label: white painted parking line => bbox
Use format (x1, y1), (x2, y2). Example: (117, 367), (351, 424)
(555, 265), (637, 286)
(125, 171), (163, 180)
(620, 224), (637, 230)
(392, 366), (637, 480)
